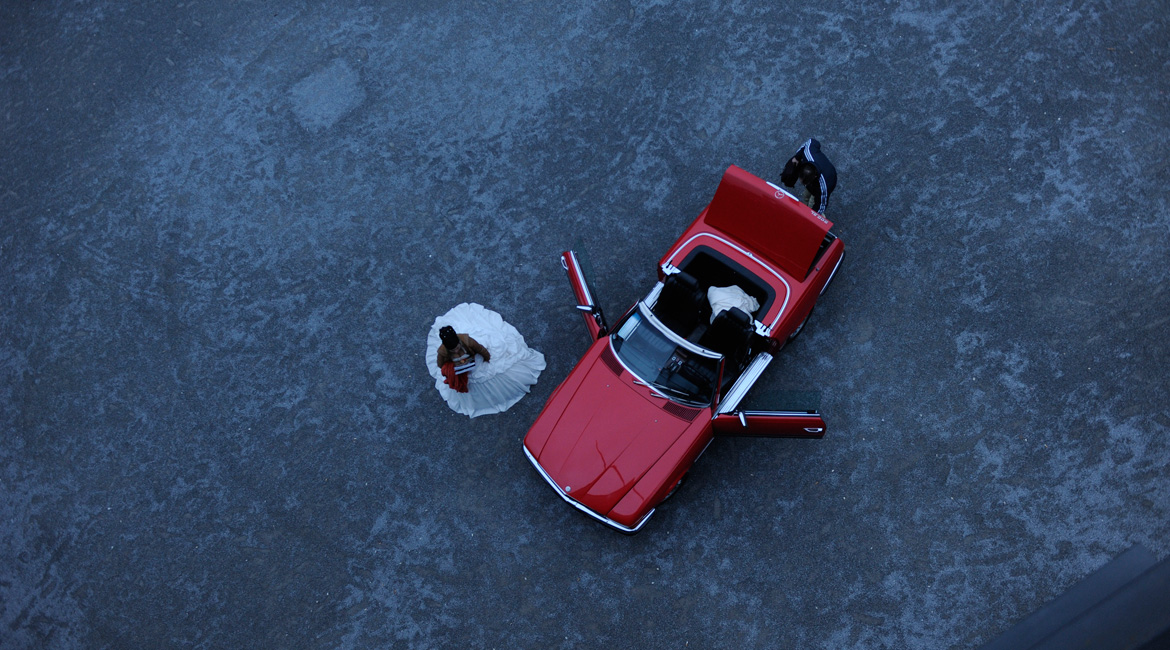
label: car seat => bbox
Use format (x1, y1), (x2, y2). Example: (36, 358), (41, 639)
(654, 272), (706, 336)
(698, 306), (752, 367)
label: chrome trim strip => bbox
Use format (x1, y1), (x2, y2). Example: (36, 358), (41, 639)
(636, 302), (722, 359)
(644, 281), (665, 308)
(664, 232), (792, 329)
(820, 248), (844, 297)
(694, 437), (714, 462)
(715, 352), (773, 415)
(565, 251), (594, 307)
(523, 444), (653, 534)
(766, 181), (800, 202)
(605, 339), (644, 384)
(608, 306), (715, 403)
(738, 411), (821, 416)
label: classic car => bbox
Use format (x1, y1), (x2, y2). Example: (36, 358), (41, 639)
(523, 164), (845, 533)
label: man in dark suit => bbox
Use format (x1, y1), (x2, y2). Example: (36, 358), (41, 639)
(780, 138), (837, 214)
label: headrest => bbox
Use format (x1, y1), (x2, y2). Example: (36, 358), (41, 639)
(712, 306), (750, 329)
(663, 271), (700, 294)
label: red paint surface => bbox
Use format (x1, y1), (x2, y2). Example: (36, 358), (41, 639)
(526, 165), (843, 532)
(704, 165), (832, 281)
(526, 339), (711, 524)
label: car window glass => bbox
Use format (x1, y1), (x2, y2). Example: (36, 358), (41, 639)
(611, 311), (719, 406)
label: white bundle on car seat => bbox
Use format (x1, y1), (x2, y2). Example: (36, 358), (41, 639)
(707, 285), (759, 323)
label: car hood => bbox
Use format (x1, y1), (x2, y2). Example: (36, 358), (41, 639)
(530, 349), (693, 516)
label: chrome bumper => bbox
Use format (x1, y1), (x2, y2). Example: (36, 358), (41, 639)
(523, 444), (653, 534)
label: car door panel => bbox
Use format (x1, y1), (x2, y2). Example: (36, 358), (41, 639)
(712, 411), (826, 438)
(561, 250), (608, 339)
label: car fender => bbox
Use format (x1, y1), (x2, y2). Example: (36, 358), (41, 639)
(607, 418), (713, 527)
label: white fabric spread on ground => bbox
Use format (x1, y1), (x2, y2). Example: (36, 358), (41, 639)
(426, 302), (546, 418)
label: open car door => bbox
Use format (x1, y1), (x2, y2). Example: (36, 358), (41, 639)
(561, 250), (608, 339)
(713, 389), (825, 438)
(712, 410), (825, 438)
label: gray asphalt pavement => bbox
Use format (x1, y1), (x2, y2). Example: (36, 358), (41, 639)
(2, 2), (1168, 648)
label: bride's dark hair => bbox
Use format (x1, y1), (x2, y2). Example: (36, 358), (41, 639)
(439, 326), (460, 350)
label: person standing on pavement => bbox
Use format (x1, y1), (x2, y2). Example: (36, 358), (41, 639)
(780, 137), (837, 214)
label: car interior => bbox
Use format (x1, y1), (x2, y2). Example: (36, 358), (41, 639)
(652, 248), (775, 384)
(678, 247), (773, 309)
(698, 307), (753, 365)
(653, 271), (709, 335)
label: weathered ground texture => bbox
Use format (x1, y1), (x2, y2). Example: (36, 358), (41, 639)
(2, 2), (1168, 648)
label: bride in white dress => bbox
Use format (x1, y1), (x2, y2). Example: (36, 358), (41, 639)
(426, 303), (546, 418)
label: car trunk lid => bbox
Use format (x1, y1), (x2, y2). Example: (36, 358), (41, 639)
(703, 164), (832, 281)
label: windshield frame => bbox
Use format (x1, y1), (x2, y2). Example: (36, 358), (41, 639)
(608, 302), (723, 407)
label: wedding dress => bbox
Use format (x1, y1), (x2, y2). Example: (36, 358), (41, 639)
(426, 303), (546, 418)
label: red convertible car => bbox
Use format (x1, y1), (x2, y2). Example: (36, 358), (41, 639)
(523, 165), (845, 533)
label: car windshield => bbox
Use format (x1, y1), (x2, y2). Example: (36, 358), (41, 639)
(610, 304), (721, 406)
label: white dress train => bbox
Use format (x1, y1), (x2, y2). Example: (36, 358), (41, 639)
(426, 303), (546, 418)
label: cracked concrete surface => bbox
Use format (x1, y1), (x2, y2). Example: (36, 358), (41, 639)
(2, 1), (1168, 648)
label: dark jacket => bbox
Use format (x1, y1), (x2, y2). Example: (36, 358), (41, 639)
(780, 138), (837, 213)
(435, 333), (490, 368)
